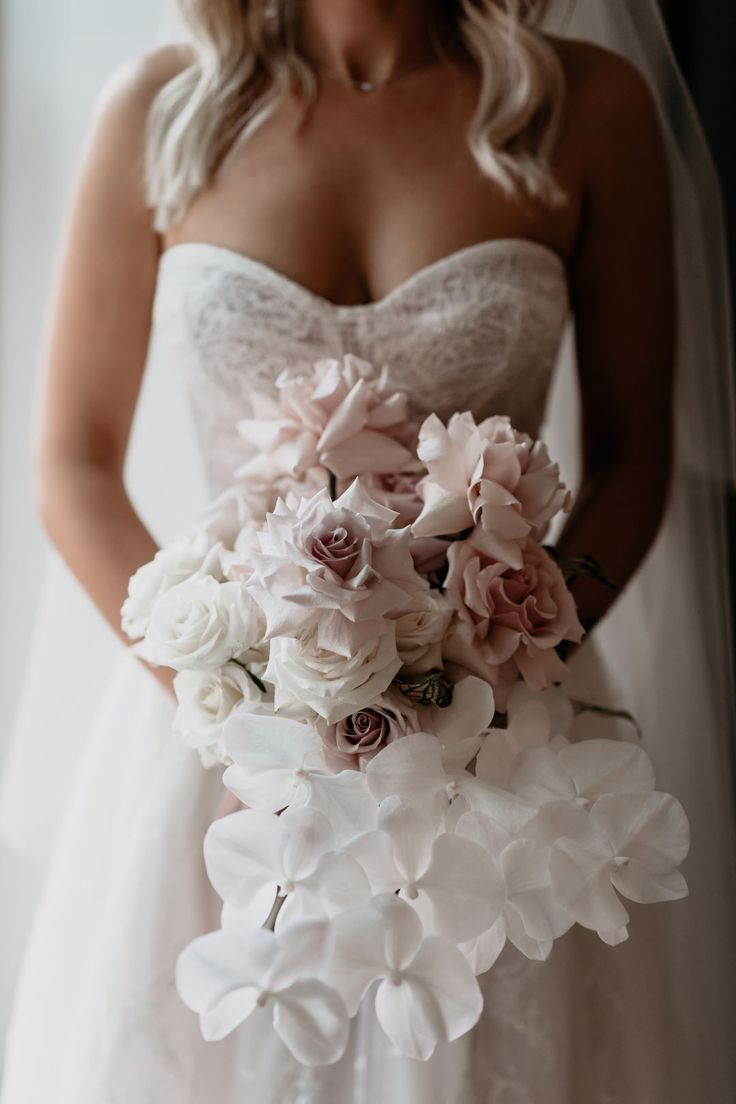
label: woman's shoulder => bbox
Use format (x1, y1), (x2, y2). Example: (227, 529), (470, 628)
(93, 42), (197, 127)
(543, 33), (659, 122)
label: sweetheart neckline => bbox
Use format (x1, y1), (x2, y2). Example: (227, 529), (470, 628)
(158, 236), (568, 313)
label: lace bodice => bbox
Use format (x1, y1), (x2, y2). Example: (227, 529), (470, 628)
(151, 238), (571, 494)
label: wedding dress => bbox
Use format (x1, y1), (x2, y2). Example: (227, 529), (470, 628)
(2, 235), (735, 1104)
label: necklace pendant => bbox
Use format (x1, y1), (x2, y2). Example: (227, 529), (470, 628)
(356, 80), (376, 93)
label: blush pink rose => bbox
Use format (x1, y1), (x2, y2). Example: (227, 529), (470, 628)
(316, 692), (420, 772)
(412, 412), (572, 569)
(247, 480), (429, 656)
(443, 535), (584, 696)
(236, 355), (415, 481)
(352, 461), (425, 526)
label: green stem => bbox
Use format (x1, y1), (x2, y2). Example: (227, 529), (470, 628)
(231, 657), (267, 694)
(570, 698), (643, 740)
(544, 547), (621, 592)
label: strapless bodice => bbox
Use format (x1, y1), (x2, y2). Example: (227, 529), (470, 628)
(151, 238), (571, 494)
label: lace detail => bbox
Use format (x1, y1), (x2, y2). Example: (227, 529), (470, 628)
(151, 238), (571, 494)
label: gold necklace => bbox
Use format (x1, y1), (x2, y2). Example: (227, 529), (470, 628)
(311, 52), (441, 94)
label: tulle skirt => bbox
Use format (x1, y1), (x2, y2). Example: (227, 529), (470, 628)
(2, 630), (734, 1104)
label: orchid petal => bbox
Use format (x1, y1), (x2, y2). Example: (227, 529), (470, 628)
(366, 731), (446, 804)
(175, 927), (278, 1041)
(501, 839), (572, 941)
(378, 796), (437, 881)
(272, 979), (349, 1066)
(267, 916), (331, 991)
(203, 808), (282, 916)
(416, 833), (498, 942)
(459, 918), (507, 975)
(558, 739), (656, 800)
(549, 837), (629, 933)
(591, 791), (691, 870)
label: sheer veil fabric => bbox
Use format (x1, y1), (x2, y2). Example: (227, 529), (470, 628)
(541, 0), (736, 1094)
(0, 0), (734, 1098)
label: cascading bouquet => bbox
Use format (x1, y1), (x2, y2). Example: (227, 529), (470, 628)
(122, 355), (690, 1067)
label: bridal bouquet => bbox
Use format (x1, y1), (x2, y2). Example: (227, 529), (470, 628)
(122, 355), (690, 1067)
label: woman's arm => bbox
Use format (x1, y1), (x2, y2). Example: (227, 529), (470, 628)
(34, 45), (191, 696)
(554, 45), (677, 631)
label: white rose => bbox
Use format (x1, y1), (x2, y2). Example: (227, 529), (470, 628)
(394, 594), (454, 673)
(144, 576), (265, 672)
(121, 531), (222, 639)
(265, 627), (402, 724)
(173, 661), (266, 767)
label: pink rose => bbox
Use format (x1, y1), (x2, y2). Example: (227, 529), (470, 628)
(353, 462), (425, 526)
(247, 480), (429, 655)
(317, 692), (420, 772)
(236, 355), (415, 481)
(412, 412), (571, 568)
(443, 535), (584, 694)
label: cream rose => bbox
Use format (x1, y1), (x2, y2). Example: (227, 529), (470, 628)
(144, 576), (265, 672)
(265, 626), (402, 724)
(173, 661), (267, 767)
(121, 531), (223, 640)
(394, 593), (454, 674)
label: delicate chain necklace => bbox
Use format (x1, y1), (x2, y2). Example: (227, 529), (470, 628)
(310, 51), (442, 94)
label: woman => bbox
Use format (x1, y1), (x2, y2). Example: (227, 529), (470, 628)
(1, 1), (734, 1101)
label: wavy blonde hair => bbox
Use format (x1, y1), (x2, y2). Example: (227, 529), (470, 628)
(146, 0), (568, 233)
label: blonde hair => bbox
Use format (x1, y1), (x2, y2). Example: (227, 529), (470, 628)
(146, 0), (567, 233)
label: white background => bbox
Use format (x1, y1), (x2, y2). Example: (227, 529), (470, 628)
(0, 0), (209, 1049)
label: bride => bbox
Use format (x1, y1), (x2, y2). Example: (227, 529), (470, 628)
(2, 1), (735, 1101)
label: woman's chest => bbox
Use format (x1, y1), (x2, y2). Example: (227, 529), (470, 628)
(163, 77), (581, 309)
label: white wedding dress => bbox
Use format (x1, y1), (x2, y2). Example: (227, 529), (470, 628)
(1, 237), (734, 1103)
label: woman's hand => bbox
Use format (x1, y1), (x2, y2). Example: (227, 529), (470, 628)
(148, 663), (177, 702)
(215, 788), (244, 819)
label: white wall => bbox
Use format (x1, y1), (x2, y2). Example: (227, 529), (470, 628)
(0, 0), (168, 765)
(0, 0), (208, 1050)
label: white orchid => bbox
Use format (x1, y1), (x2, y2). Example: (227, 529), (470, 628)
(344, 797), (497, 943)
(204, 806), (372, 930)
(475, 685), (573, 788)
(508, 738), (656, 809)
(324, 894), (482, 1061)
(366, 731), (535, 835)
(222, 712), (378, 842)
(414, 674), (496, 774)
(176, 917), (349, 1066)
(546, 793), (689, 944)
(456, 810), (573, 971)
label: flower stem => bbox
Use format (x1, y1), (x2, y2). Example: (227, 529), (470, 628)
(264, 892), (286, 932)
(231, 657), (267, 694)
(570, 698), (643, 740)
